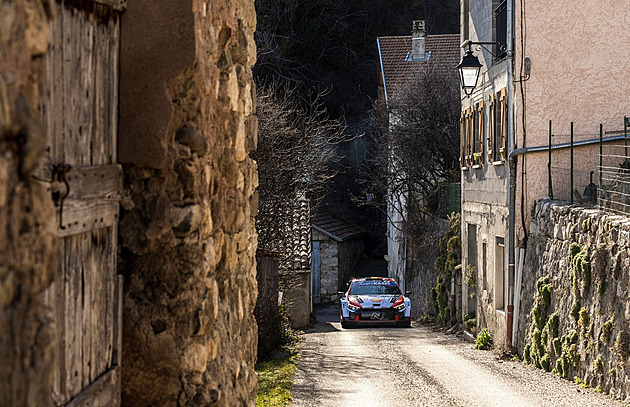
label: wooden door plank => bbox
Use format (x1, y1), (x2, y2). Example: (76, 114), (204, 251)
(64, 165), (122, 201)
(112, 273), (123, 367)
(57, 200), (119, 237)
(64, 235), (79, 399)
(110, 16), (119, 163)
(92, 0), (127, 12)
(65, 367), (120, 407)
(92, 11), (105, 165)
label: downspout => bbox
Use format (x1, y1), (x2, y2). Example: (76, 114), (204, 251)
(506, 0), (516, 350)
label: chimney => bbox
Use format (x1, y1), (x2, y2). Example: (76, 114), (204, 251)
(411, 20), (426, 60)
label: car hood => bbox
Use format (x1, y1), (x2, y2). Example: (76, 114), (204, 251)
(348, 294), (402, 308)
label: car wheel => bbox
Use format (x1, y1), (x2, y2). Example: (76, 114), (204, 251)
(400, 320), (411, 328)
(341, 319), (349, 329)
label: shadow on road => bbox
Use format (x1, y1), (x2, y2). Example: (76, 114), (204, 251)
(304, 303), (413, 334)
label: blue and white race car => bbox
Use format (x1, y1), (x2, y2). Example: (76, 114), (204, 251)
(339, 277), (411, 328)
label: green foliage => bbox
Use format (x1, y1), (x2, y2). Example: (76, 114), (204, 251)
(614, 330), (630, 359)
(532, 303), (545, 330)
(540, 354), (551, 372)
(546, 312), (559, 339)
(578, 307), (590, 335)
(432, 275), (450, 325)
(465, 318), (477, 330)
(571, 301), (581, 322)
(255, 351), (298, 406)
(569, 244), (591, 296)
(523, 344), (532, 364)
(599, 315), (615, 344)
(555, 357), (568, 378)
(475, 328), (493, 350)
(561, 330), (580, 369)
(435, 213), (461, 277)
(592, 356), (604, 375)
(552, 337), (562, 357)
(465, 265), (477, 297)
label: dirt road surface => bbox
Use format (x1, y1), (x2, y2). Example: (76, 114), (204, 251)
(291, 304), (623, 407)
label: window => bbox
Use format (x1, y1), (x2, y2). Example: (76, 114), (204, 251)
(495, 237), (505, 310)
(494, 0), (507, 60)
(460, 108), (472, 168)
(489, 88), (507, 162)
(461, 102), (485, 167)
(473, 102), (484, 166)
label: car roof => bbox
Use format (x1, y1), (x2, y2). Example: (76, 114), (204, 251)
(350, 277), (398, 284)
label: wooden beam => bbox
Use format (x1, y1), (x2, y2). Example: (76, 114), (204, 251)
(65, 165), (122, 201)
(57, 199), (119, 237)
(92, 0), (127, 12)
(65, 367), (120, 407)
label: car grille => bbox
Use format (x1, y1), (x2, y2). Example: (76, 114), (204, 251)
(359, 308), (396, 321)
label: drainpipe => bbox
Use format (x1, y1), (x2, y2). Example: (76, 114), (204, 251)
(506, 0), (516, 351)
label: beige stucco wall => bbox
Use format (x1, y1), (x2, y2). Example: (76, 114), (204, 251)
(461, 0), (630, 350)
(514, 1), (630, 236)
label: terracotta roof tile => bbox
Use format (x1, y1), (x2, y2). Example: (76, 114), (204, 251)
(312, 212), (366, 242)
(378, 34), (460, 104)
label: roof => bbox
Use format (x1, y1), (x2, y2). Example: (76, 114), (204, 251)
(312, 212), (366, 242)
(377, 34), (460, 105)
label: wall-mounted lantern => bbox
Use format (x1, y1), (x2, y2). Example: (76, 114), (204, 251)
(457, 41), (502, 96)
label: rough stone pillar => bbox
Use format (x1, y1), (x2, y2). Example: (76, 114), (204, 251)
(0, 0), (57, 405)
(118, 0), (259, 405)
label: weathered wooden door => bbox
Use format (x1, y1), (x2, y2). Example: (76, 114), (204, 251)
(40, 0), (126, 405)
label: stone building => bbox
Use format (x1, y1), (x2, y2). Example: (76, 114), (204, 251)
(459, 0), (630, 350)
(312, 211), (366, 303)
(376, 21), (460, 300)
(1, 0), (258, 405)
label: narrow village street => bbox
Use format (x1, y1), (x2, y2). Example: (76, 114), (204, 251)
(291, 305), (623, 407)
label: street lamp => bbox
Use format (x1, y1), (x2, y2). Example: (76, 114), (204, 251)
(457, 41), (504, 96)
(457, 47), (482, 96)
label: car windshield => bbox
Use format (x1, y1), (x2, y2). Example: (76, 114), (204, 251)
(349, 281), (401, 296)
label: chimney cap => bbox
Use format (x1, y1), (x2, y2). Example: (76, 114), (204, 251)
(412, 20), (426, 34)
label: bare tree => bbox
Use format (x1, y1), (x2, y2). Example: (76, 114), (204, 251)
(253, 81), (354, 266)
(361, 67), (460, 241)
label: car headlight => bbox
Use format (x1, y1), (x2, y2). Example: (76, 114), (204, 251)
(348, 303), (360, 311)
(393, 303), (406, 310)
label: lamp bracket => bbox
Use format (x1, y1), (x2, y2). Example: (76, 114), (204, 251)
(463, 40), (506, 59)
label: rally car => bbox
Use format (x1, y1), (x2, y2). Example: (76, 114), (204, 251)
(339, 277), (411, 328)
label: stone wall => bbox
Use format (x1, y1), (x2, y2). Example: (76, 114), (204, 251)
(519, 199), (630, 399)
(337, 239), (364, 290)
(255, 255), (281, 359)
(313, 229), (339, 301)
(118, 0), (259, 405)
(0, 1), (57, 405)
(279, 270), (312, 328)
(407, 218), (447, 319)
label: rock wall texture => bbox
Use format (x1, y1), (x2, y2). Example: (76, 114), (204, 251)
(0, 1), (58, 405)
(118, 0), (259, 405)
(519, 199), (630, 399)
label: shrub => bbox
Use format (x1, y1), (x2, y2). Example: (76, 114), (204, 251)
(475, 328), (493, 350)
(465, 318), (477, 330)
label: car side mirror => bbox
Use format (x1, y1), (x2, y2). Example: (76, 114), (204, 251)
(405, 291), (412, 296)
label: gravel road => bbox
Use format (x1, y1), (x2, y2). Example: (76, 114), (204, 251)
(291, 304), (624, 407)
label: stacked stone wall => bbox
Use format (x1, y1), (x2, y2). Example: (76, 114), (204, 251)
(519, 199), (630, 399)
(118, 0), (259, 405)
(0, 1), (57, 404)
